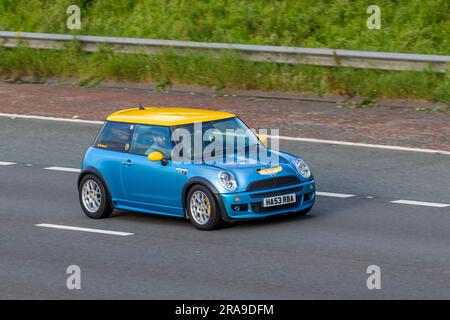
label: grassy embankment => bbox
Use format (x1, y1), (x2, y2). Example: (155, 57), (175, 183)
(0, 0), (449, 102)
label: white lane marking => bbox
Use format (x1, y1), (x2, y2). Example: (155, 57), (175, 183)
(19, 164), (450, 209)
(0, 161), (16, 166)
(44, 166), (81, 173)
(0, 113), (103, 125)
(390, 200), (450, 208)
(0, 113), (449, 156)
(35, 224), (134, 236)
(316, 191), (356, 198)
(273, 135), (450, 156)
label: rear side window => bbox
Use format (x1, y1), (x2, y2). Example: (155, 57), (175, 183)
(94, 122), (133, 152)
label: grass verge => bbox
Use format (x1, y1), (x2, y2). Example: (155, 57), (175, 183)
(0, 46), (449, 103)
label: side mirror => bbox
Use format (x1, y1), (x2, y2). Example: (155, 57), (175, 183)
(257, 134), (268, 145)
(148, 151), (164, 162)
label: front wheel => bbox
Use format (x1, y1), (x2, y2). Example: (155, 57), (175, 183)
(186, 185), (223, 231)
(79, 174), (113, 219)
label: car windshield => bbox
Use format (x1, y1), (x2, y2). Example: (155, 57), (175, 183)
(171, 117), (262, 162)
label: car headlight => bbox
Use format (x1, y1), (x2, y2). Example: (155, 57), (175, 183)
(295, 159), (311, 179)
(218, 171), (238, 191)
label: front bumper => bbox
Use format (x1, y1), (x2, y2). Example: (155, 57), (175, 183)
(218, 179), (315, 220)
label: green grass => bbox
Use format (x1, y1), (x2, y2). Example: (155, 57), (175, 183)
(1, 46), (448, 103)
(0, 0), (449, 54)
(0, 0), (448, 102)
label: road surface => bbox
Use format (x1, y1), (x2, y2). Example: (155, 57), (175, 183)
(0, 117), (449, 299)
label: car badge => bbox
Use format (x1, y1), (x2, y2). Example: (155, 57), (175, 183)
(176, 168), (188, 175)
(257, 166), (282, 175)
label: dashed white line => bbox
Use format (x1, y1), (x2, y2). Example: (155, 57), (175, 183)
(3, 160), (450, 210)
(390, 200), (450, 208)
(0, 161), (16, 166)
(35, 223), (134, 236)
(19, 165), (450, 208)
(44, 166), (81, 173)
(316, 191), (356, 198)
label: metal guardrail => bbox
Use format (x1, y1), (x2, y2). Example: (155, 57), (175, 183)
(1, 31), (449, 72)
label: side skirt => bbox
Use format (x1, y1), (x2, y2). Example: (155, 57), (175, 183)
(112, 198), (185, 218)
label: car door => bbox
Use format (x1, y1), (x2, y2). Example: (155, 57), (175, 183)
(120, 124), (180, 211)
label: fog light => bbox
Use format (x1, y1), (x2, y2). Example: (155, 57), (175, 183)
(231, 204), (248, 212)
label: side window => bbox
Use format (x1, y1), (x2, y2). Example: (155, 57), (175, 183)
(94, 122), (133, 152)
(171, 124), (194, 160)
(130, 125), (172, 158)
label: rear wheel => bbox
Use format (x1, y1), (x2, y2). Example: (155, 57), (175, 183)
(79, 174), (113, 219)
(187, 185), (223, 231)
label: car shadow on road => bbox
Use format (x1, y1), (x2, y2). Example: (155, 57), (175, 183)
(110, 209), (192, 227)
(222, 197), (357, 230)
(230, 212), (316, 229)
(105, 195), (355, 231)
(107, 207), (332, 231)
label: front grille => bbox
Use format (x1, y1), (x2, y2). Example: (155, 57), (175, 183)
(249, 186), (304, 198)
(247, 176), (300, 191)
(251, 198), (300, 213)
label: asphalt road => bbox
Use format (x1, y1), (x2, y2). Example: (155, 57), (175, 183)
(1, 117), (449, 299)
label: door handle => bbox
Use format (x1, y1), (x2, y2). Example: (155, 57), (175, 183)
(122, 159), (133, 166)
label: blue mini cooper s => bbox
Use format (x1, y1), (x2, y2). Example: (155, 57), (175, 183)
(78, 107), (315, 230)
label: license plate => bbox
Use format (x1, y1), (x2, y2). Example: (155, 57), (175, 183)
(262, 193), (296, 207)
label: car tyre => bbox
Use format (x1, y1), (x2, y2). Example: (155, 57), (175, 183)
(79, 174), (113, 219)
(186, 185), (223, 231)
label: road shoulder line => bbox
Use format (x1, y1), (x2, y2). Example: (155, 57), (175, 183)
(1, 113), (449, 155)
(275, 135), (450, 156)
(0, 113), (103, 125)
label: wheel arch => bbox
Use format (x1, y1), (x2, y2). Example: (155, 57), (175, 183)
(182, 177), (230, 221)
(78, 167), (114, 208)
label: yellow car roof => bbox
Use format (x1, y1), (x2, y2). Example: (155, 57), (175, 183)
(106, 107), (236, 126)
